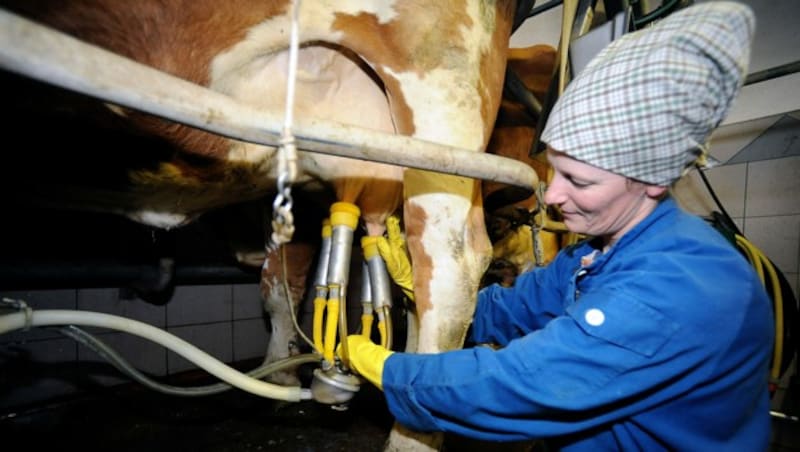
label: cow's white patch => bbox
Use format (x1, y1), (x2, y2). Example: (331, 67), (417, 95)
(211, 24), (402, 182)
(412, 192), (478, 353)
(385, 65), (485, 147)
(335, 0), (400, 23)
(236, 250), (267, 267)
(378, 2), (495, 149)
(126, 211), (192, 229)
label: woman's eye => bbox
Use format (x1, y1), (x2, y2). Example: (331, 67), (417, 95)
(568, 177), (591, 188)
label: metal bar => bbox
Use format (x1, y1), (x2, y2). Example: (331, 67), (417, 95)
(632, 0), (681, 29)
(745, 61), (800, 86)
(0, 8), (538, 190)
(527, 0), (563, 18)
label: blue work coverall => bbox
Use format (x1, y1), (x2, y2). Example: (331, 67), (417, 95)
(382, 197), (773, 451)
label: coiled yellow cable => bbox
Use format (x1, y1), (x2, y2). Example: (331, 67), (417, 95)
(735, 234), (784, 383)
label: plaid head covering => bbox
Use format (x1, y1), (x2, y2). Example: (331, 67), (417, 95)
(540, 1), (755, 186)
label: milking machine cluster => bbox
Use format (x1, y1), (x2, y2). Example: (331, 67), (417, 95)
(308, 202), (395, 409)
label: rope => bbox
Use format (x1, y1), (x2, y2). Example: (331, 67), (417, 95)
(269, 0), (302, 250)
(280, 244), (316, 351)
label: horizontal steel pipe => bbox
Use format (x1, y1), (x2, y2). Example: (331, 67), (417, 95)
(0, 8), (538, 190)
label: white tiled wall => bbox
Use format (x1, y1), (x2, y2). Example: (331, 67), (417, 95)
(673, 112), (800, 301)
(167, 322), (233, 374)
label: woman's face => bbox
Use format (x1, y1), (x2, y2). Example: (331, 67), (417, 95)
(543, 148), (662, 247)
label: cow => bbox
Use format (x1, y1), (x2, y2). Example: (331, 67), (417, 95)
(483, 44), (564, 281)
(0, 1), (535, 451)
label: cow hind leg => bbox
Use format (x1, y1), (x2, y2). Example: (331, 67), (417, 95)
(259, 241), (315, 386)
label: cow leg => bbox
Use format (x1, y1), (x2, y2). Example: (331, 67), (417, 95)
(404, 172), (492, 352)
(382, 171), (492, 452)
(259, 241), (315, 386)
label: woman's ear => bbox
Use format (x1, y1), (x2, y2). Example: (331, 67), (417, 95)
(645, 184), (669, 199)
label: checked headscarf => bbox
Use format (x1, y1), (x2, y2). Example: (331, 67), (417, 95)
(540, 1), (755, 186)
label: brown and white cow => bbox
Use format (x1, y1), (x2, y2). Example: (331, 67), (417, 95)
(0, 1), (533, 450)
(483, 44), (564, 280)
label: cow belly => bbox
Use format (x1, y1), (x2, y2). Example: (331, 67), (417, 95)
(213, 41), (403, 184)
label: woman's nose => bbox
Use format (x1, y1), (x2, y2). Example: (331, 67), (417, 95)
(543, 174), (565, 206)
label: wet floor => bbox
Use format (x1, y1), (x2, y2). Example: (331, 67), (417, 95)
(0, 363), (539, 452)
(1, 382), (393, 452)
(2, 365), (797, 452)
(1, 383), (542, 452)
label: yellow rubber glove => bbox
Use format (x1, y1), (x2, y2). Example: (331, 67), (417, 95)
(341, 334), (393, 390)
(376, 215), (415, 301)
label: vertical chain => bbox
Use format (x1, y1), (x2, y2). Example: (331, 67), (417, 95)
(269, 0), (302, 250)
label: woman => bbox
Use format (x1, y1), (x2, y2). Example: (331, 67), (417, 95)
(345, 2), (774, 450)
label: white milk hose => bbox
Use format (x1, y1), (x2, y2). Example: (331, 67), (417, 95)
(0, 309), (313, 402)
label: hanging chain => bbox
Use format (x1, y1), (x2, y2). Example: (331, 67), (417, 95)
(269, 0), (302, 251)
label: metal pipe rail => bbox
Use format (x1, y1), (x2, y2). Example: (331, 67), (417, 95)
(0, 8), (538, 191)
